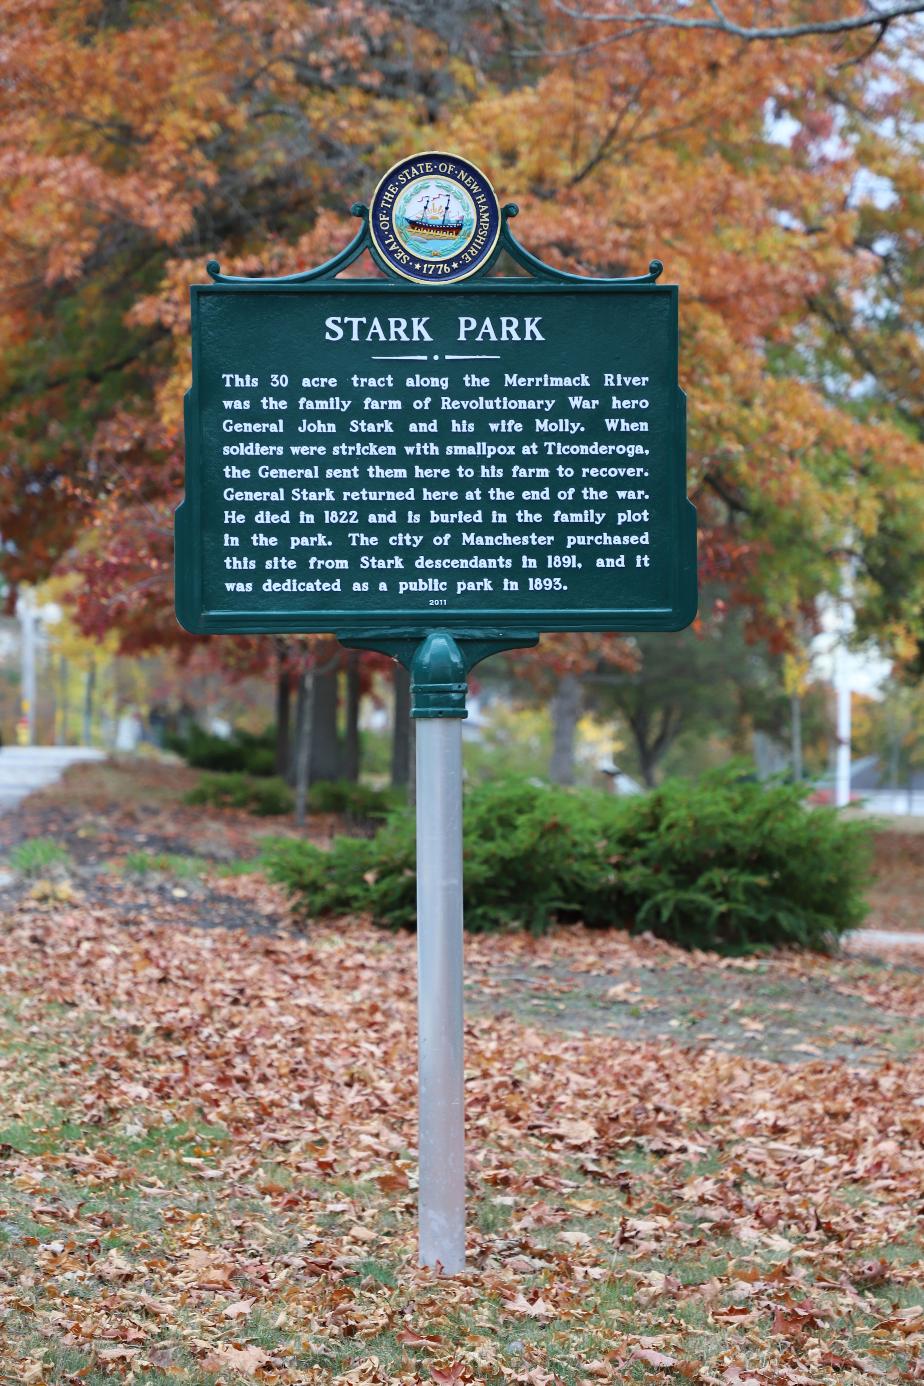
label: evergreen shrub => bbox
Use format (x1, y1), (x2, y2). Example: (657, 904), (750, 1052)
(185, 771), (293, 816)
(261, 771), (871, 951)
(169, 725), (276, 777)
(307, 779), (402, 824)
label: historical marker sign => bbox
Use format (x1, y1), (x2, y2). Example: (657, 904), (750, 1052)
(176, 156), (695, 640)
(175, 154), (697, 1277)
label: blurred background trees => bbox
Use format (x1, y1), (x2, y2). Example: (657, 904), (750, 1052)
(1, 0), (922, 794)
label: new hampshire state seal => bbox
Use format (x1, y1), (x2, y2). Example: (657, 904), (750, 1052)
(369, 152), (501, 285)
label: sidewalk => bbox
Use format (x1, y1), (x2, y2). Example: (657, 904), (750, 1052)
(845, 927), (924, 953)
(0, 746), (105, 814)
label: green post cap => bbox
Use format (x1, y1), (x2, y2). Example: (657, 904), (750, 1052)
(411, 630), (468, 719)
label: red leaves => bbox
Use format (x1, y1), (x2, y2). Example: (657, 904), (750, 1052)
(769, 1298), (828, 1339)
(429, 1364), (470, 1384)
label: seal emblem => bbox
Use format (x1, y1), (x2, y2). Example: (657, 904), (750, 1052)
(369, 152), (501, 285)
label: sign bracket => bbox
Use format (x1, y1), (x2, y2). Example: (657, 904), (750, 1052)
(337, 627), (540, 686)
(205, 203), (664, 290)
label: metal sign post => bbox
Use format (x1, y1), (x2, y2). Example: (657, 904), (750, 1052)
(412, 632), (467, 1270)
(415, 713), (465, 1270)
(175, 150), (696, 1274)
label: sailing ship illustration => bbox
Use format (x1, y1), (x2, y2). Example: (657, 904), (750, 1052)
(403, 191), (464, 239)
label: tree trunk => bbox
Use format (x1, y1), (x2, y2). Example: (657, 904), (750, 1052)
(627, 703), (681, 789)
(309, 665), (342, 782)
(549, 673), (582, 784)
(889, 731), (901, 792)
(391, 663), (412, 788)
(343, 651), (361, 782)
(294, 667), (314, 827)
(790, 691), (803, 781)
(57, 657), (69, 746)
(275, 651), (291, 780)
(82, 664), (95, 745)
(636, 747), (658, 789)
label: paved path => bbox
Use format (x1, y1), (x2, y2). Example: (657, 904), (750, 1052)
(845, 928), (924, 952)
(0, 746), (105, 814)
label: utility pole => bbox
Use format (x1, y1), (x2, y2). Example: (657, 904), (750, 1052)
(834, 556), (853, 809)
(834, 647), (851, 808)
(18, 588), (37, 746)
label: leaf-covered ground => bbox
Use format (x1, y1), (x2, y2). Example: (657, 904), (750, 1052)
(0, 761), (922, 1385)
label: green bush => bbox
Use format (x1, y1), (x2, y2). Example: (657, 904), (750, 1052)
(185, 771), (293, 816)
(307, 779), (402, 824)
(261, 833), (383, 917)
(169, 725), (277, 777)
(611, 772), (872, 950)
(262, 771), (872, 951)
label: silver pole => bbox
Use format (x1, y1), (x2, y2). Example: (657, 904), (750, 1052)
(19, 588), (37, 746)
(835, 654), (852, 808)
(834, 554), (853, 809)
(415, 716), (465, 1272)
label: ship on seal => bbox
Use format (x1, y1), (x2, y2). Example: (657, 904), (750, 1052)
(402, 193), (464, 239)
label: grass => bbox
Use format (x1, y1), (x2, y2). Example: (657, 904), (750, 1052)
(123, 850), (269, 874)
(8, 835), (72, 875)
(119, 850), (212, 878)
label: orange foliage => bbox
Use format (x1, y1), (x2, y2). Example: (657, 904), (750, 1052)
(0, 1), (922, 664)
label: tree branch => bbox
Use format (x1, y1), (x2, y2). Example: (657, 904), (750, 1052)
(703, 472), (753, 517)
(551, 1), (922, 42)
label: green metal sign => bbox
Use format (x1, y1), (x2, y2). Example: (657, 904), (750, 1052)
(174, 154), (698, 1276)
(176, 175), (696, 648)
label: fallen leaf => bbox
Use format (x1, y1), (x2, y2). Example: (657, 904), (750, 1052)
(504, 1292), (557, 1318)
(398, 1327), (443, 1348)
(630, 1347), (677, 1369)
(223, 1297), (255, 1320)
(430, 1364), (470, 1384)
(374, 1169), (408, 1192)
(553, 1118), (597, 1147)
(202, 1343), (270, 1375)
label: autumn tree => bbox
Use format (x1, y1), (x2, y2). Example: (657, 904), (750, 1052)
(1, 0), (923, 754)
